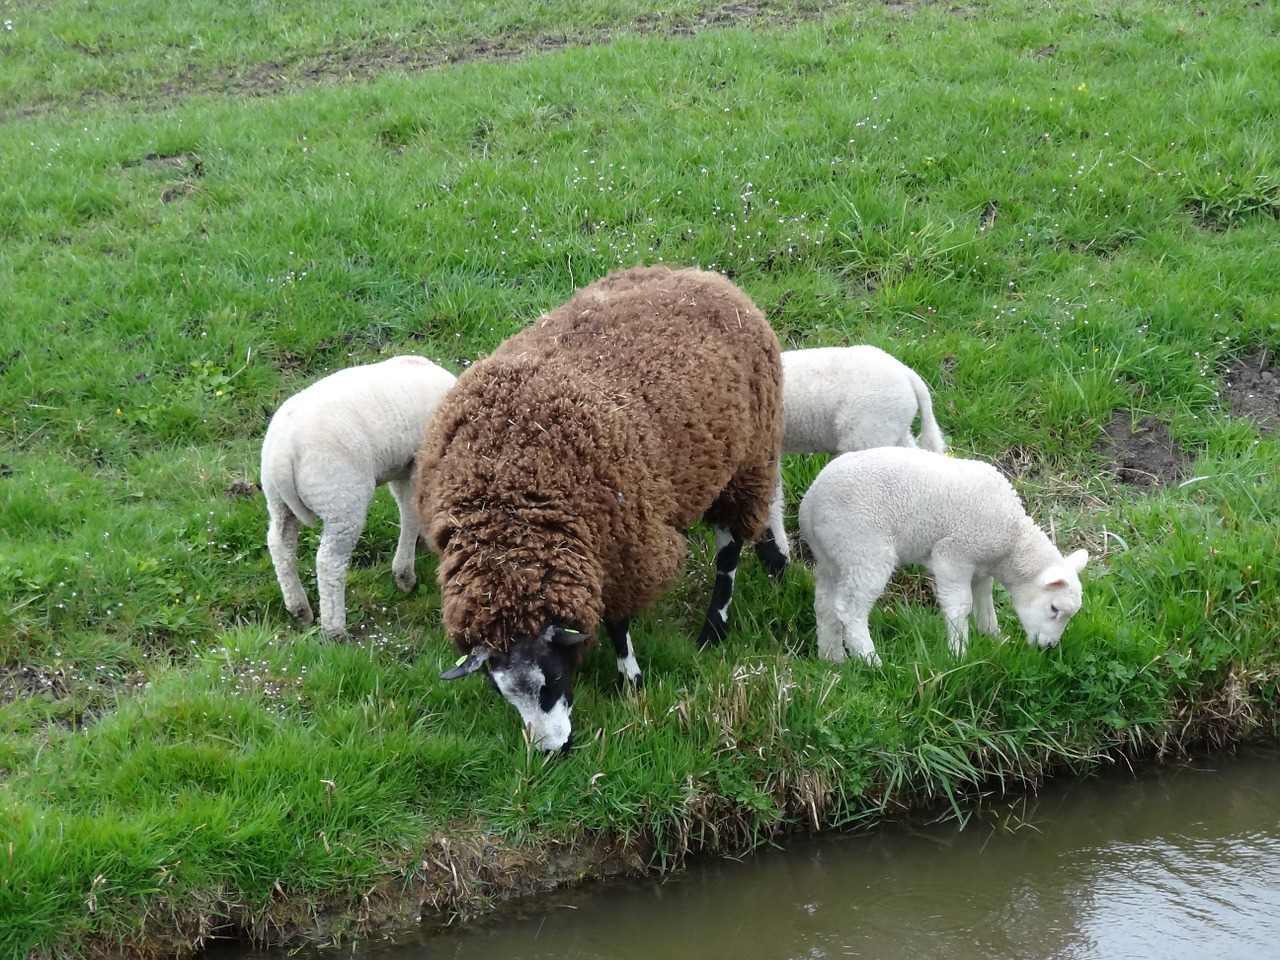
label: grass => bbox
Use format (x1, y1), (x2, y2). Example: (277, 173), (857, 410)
(2, 0), (1279, 955)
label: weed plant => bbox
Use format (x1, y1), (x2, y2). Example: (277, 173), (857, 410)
(2, 0), (1279, 956)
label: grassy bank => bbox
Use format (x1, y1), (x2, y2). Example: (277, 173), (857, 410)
(2, 0), (1279, 955)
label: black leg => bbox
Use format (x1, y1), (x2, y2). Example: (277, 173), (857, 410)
(697, 528), (742, 648)
(754, 529), (788, 579)
(607, 618), (642, 687)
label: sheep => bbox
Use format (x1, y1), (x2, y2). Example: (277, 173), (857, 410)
(413, 264), (783, 751)
(756, 345), (947, 574)
(797, 447), (1088, 665)
(261, 355), (457, 639)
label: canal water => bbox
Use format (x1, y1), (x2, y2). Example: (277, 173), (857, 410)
(226, 742), (1280, 960)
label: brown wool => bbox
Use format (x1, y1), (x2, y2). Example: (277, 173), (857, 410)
(413, 265), (784, 654)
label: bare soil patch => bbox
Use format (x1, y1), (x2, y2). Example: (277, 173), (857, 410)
(1095, 413), (1186, 489)
(12, 1), (902, 116)
(1221, 349), (1280, 435)
(0, 664), (71, 707)
(1043, 349), (1276, 492)
(156, 2), (815, 103)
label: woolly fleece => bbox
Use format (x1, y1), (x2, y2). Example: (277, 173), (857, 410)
(262, 355), (458, 638)
(413, 264), (783, 659)
(763, 345), (947, 565)
(797, 447), (1087, 663)
(780, 345), (946, 455)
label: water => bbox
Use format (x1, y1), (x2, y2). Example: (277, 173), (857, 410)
(230, 743), (1280, 960)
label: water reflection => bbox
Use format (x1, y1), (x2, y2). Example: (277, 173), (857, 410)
(229, 743), (1280, 960)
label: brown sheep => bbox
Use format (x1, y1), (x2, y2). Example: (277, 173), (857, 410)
(413, 264), (784, 751)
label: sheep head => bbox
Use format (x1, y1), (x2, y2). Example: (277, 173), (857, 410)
(440, 625), (588, 752)
(1008, 548), (1089, 648)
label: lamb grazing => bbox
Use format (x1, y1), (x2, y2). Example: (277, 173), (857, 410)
(413, 264), (783, 751)
(757, 345), (947, 574)
(797, 447), (1088, 665)
(261, 355), (458, 639)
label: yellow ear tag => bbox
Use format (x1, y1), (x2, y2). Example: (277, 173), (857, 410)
(454, 654), (468, 667)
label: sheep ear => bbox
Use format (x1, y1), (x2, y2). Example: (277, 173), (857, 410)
(440, 648), (490, 680)
(1040, 566), (1071, 590)
(548, 626), (588, 648)
(1042, 550), (1089, 590)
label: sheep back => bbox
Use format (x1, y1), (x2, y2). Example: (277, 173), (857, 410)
(781, 346), (937, 454)
(261, 356), (458, 521)
(799, 448), (1025, 570)
(414, 264), (783, 654)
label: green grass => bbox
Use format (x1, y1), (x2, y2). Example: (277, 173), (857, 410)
(3, 0), (1280, 956)
(1, 0), (784, 114)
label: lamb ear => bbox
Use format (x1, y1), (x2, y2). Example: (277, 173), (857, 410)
(1039, 566), (1071, 590)
(1065, 548), (1089, 574)
(440, 648), (491, 681)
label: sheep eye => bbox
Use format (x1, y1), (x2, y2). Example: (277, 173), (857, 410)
(1049, 603), (1060, 617)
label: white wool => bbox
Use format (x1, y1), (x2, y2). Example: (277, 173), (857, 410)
(764, 346), (946, 562)
(797, 447), (1088, 665)
(260, 355), (457, 639)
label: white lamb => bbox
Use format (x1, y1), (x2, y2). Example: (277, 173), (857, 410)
(261, 355), (457, 639)
(758, 345), (947, 573)
(797, 447), (1088, 665)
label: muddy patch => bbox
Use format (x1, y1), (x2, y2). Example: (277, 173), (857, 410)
(20, 1), (868, 116)
(1221, 349), (1280, 435)
(226, 480), (260, 499)
(1095, 413), (1187, 488)
(228, 2), (779, 97)
(0, 663), (149, 732)
(0, 664), (72, 707)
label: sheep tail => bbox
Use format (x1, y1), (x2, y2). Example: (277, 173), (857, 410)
(264, 450), (318, 527)
(278, 486), (317, 527)
(906, 368), (947, 454)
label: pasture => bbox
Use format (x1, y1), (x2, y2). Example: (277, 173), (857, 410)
(1, 0), (1278, 955)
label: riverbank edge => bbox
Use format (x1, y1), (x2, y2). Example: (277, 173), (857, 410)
(71, 662), (1280, 960)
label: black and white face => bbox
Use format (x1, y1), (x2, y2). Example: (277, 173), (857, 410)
(441, 626), (585, 752)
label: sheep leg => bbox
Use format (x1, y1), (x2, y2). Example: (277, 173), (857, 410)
(972, 574), (1001, 638)
(828, 560), (884, 666)
(707, 457), (784, 577)
(931, 560), (975, 657)
(697, 527), (742, 648)
(387, 477), (421, 592)
(315, 497), (371, 640)
(753, 470), (790, 578)
(832, 593), (881, 666)
(607, 618), (643, 688)
(809, 539), (887, 665)
(267, 502), (314, 628)
(813, 569), (847, 663)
